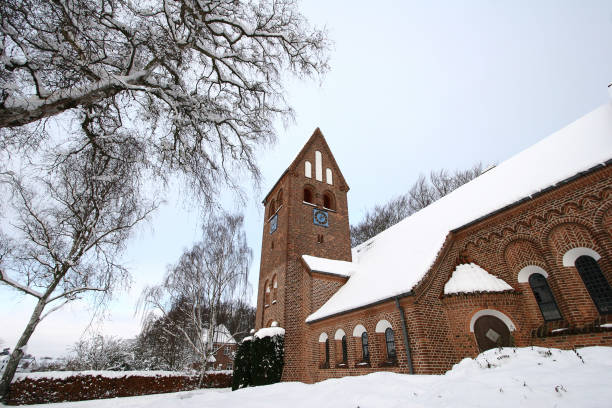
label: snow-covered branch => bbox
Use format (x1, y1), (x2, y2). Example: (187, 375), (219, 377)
(0, 269), (43, 298)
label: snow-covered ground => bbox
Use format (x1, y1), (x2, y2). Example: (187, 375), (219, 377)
(6, 346), (612, 408)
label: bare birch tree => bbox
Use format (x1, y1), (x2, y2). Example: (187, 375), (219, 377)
(0, 143), (156, 397)
(140, 212), (251, 384)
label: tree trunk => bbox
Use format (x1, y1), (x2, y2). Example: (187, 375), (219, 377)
(0, 297), (47, 400)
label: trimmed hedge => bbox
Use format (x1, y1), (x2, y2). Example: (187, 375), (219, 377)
(232, 334), (284, 390)
(6, 371), (232, 405)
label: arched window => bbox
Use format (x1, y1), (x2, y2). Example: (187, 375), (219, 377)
(385, 328), (396, 360)
(268, 199), (276, 218)
(264, 281), (270, 306)
(271, 275), (278, 302)
(528, 273), (562, 321)
(575, 255), (612, 314)
(361, 332), (369, 361)
(325, 339), (330, 365)
(277, 189), (283, 205)
(341, 335), (348, 363)
(323, 191), (335, 210)
(304, 186), (313, 204)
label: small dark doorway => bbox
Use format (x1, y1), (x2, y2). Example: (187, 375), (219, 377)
(473, 315), (511, 352)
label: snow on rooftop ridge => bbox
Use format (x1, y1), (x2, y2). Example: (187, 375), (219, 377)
(302, 255), (357, 277)
(444, 263), (513, 295)
(307, 102), (612, 323)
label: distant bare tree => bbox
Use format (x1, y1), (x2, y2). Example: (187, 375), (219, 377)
(0, 144), (156, 398)
(1, 0), (329, 204)
(351, 163), (486, 246)
(140, 212), (251, 384)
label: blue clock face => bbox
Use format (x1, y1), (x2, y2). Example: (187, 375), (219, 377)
(313, 209), (329, 227)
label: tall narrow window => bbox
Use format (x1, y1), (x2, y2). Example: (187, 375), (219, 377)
(528, 273), (562, 321)
(264, 281), (270, 306)
(325, 339), (330, 365)
(385, 328), (396, 360)
(575, 255), (612, 314)
(315, 151), (323, 181)
(341, 335), (348, 363)
(361, 332), (369, 361)
(272, 275), (278, 302)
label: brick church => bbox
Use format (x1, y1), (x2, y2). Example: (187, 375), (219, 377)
(255, 102), (612, 383)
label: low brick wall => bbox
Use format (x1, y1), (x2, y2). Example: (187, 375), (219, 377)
(6, 372), (232, 405)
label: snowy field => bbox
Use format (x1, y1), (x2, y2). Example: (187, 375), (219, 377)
(6, 346), (612, 408)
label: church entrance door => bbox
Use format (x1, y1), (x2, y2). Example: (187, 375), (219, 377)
(473, 315), (511, 352)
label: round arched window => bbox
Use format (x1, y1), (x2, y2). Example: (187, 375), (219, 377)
(361, 332), (369, 361)
(575, 255), (612, 314)
(385, 328), (396, 360)
(528, 273), (561, 321)
(323, 192), (335, 210)
(304, 186), (314, 203)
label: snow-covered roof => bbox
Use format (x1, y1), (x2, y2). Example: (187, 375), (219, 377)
(302, 255), (357, 277)
(444, 263), (513, 295)
(306, 102), (612, 323)
(202, 324), (236, 344)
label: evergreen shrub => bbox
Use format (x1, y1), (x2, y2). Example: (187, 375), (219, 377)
(232, 333), (284, 390)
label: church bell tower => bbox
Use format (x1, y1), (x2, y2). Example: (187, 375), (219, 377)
(255, 128), (351, 381)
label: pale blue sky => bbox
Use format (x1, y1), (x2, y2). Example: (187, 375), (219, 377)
(2, 0), (612, 357)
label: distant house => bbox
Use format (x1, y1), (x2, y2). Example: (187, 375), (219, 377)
(203, 324), (237, 371)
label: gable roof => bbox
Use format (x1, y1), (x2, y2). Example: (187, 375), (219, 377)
(306, 102), (612, 323)
(202, 324), (236, 344)
(262, 128), (349, 204)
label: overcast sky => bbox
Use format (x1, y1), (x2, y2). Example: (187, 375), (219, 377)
(2, 0), (612, 357)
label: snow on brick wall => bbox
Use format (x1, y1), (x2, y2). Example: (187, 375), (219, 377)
(444, 263), (513, 295)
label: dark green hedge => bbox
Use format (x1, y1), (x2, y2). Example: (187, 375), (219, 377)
(232, 334), (284, 390)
